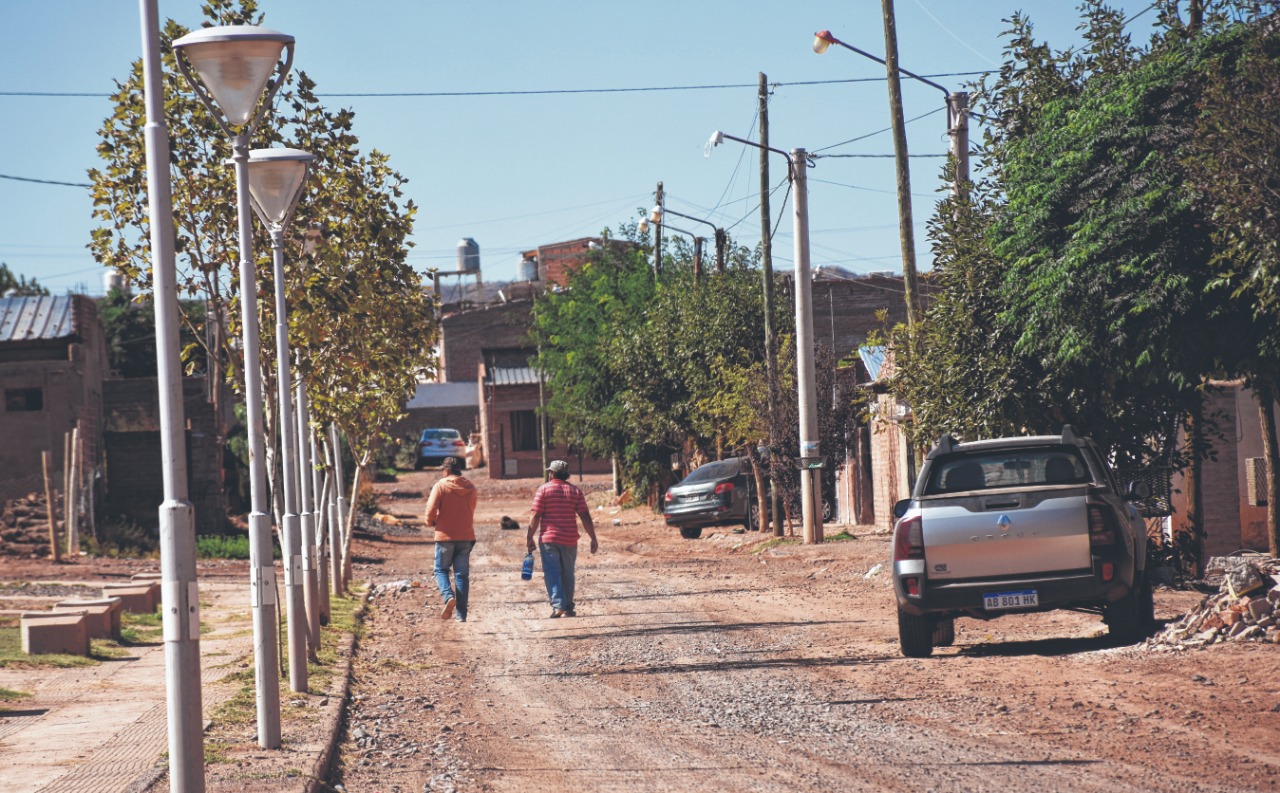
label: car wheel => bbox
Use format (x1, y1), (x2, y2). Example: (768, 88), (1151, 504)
(822, 495), (835, 523)
(932, 617), (956, 647)
(897, 610), (934, 658)
(1104, 584), (1146, 644)
(679, 527), (703, 540)
(746, 502), (760, 532)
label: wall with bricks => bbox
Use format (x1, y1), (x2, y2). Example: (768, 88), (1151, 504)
(477, 377), (611, 480)
(102, 376), (227, 534)
(438, 300), (537, 383)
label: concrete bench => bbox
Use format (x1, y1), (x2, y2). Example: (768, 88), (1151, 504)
(21, 611), (90, 656)
(101, 582), (159, 614)
(54, 597), (122, 640)
(131, 572), (162, 583)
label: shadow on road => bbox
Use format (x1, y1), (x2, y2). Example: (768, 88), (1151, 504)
(542, 618), (856, 641)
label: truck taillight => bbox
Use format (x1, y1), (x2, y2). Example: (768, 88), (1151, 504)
(893, 515), (924, 561)
(714, 482), (735, 495)
(1088, 502), (1117, 546)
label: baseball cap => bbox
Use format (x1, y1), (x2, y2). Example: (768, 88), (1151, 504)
(547, 460), (569, 474)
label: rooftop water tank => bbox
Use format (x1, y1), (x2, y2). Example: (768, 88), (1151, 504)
(104, 271), (127, 295)
(457, 238), (480, 272)
(518, 257), (538, 282)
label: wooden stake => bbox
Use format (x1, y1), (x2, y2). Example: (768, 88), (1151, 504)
(42, 451), (61, 563)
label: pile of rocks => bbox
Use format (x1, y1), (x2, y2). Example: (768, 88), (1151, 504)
(1149, 555), (1280, 648)
(0, 494), (53, 558)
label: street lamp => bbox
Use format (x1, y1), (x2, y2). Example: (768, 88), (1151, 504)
(138, 2), (203, 789)
(649, 205), (726, 275)
(812, 29), (969, 190)
(640, 216), (705, 280)
(173, 22), (294, 750)
(247, 146), (314, 694)
(708, 131), (824, 544)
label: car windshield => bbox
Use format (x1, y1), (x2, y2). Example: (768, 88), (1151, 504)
(924, 446), (1089, 495)
(421, 429), (460, 441)
(680, 458), (741, 485)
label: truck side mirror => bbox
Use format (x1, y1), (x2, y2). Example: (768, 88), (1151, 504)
(894, 499), (911, 519)
(1125, 480), (1151, 501)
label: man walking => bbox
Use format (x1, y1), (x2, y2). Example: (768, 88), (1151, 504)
(424, 456), (478, 622)
(527, 459), (598, 618)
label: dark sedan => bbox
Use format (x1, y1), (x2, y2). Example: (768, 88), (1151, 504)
(663, 457), (757, 539)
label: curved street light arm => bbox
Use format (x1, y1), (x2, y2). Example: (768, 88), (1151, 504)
(814, 30), (950, 99)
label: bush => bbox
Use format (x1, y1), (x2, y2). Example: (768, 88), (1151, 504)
(196, 534), (281, 560)
(92, 518), (159, 558)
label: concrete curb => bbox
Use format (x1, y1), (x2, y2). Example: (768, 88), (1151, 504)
(305, 581), (372, 793)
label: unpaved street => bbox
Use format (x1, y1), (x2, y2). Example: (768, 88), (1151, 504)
(328, 470), (1280, 792)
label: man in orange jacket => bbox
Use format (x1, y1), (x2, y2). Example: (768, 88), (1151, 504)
(424, 457), (478, 622)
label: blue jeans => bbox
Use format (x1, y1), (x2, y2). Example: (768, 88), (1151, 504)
(434, 541), (474, 619)
(539, 541), (579, 612)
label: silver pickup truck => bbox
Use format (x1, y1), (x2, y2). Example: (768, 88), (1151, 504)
(891, 426), (1153, 657)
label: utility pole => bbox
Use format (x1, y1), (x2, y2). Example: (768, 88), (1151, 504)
(949, 91), (969, 199)
(653, 181), (664, 277)
(759, 72), (782, 538)
(881, 0), (920, 327)
(792, 148), (822, 544)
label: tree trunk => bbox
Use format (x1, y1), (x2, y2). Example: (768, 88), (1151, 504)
(1255, 383), (1280, 557)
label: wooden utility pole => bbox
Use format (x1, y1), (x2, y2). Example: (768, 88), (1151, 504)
(759, 71), (783, 537)
(42, 451), (60, 563)
(881, 0), (920, 327)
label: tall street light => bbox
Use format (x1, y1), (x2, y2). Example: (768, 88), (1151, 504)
(709, 131), (824, 544)
(246, 146), (314, 693)
(173, 23), (295, 750)
(812, 29), (969, 190)
(639, 216), (704, 280)
(138, 2), (204, 788)
(648, 205), (726, 275)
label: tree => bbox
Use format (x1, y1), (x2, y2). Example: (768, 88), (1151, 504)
(0, 263), (50, 297)
(88, 0), (434, 495)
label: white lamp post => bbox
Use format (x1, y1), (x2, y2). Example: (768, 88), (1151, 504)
(247, 147), (314, 693)
(709, 131), (824, 544)
(173, 23), (294, 750)
(138, 2), (203, 789)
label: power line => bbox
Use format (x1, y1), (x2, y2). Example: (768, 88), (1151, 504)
(0, 72), (987, 100)
(813, 106), (946, 153)
(0, 172), (91, 188)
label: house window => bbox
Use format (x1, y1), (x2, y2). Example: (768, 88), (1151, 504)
(510, 410), (540, 452)
(5, 388), (43, 412)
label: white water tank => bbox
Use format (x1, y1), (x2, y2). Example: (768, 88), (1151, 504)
(104, 271), (127, 295)
(457, 238), (480, 272)
(518, 257), (538, 281)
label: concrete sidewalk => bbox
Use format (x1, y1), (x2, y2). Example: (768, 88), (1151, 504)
(0, 570), (309, 792)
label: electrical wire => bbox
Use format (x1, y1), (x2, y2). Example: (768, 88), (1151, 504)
(0, 172), (91, 188)
(812, 106), (946, 153)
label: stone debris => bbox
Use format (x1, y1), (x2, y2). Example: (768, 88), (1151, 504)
(1148, 555), (1280, 648)
(0, 493), (55, 558)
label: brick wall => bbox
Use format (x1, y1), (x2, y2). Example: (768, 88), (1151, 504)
(805, 274), (932, 358)
(439, 301), (536, 383)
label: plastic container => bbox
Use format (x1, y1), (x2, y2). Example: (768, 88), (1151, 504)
(521, 552), (535, 581)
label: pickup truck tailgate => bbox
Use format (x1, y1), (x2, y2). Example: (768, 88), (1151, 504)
(921, 489), (1092, 580)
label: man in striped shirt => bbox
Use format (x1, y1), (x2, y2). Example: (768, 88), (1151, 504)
(526, 460), (598, 618)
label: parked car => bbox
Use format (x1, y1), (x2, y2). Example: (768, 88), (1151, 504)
(890, 425), (1153, 657)
(664, 457), (757, 539)
(414, 428), (466, 470)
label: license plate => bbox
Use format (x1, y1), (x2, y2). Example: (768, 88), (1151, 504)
(983, 590), (1038, 610)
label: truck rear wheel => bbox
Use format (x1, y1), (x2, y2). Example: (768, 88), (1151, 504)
(1105, 583), (1148, 644)
(678, 527), (702, 540)
(932, 617), (956, 647)
(897, 610), (935, 658)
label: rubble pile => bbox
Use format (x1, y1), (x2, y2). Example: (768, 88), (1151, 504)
(1149, 555), (1280, 648)
(0, 493), (54, 558)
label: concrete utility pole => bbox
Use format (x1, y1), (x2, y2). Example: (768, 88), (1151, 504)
(758, 72), (783, 538)
(881, 0), (920, 327)
(138, 1), (204, 787)
(791, 148), (823, 544)
(949, 91), (970, 197)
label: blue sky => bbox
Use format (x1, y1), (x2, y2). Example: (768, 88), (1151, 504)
(0, 1), (1155, 294)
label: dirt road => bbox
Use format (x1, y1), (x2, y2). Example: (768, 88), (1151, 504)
(329, 470), (1280, 792)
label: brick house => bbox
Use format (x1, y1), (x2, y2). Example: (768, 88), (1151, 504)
(0, 295), (108, 504)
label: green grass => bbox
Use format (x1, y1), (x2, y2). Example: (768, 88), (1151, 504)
(196, 534), (281, 560)
(752, 537), (801, 553)
(825, 531), (858, 542)
(0, 686), (31, 701)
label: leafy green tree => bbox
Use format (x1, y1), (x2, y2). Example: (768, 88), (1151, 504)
(88, 0), (434, 489)
(0, 263), (50, 296)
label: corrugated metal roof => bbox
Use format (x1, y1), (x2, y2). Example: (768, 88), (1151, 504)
(0, 296), (78, 343)
(485, 366), (540, 386)
(859, 345), (886, 382)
